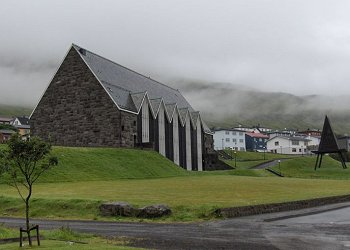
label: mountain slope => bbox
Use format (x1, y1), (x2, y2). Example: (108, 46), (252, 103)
(171, 80), (350, 134)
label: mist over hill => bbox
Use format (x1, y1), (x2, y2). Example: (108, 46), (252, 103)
(1, 81), (350, 134)
(169, 80), (350, 135)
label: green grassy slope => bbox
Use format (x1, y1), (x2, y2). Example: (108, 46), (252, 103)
(0, 146), (189, 183)
(40, 147), (189, 182)
(271, 155), (350, 179)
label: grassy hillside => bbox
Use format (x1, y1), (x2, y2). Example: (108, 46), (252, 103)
(271, 155), (350, 179)
(0, 146), (189, 183)
(0, 104), (32, 117)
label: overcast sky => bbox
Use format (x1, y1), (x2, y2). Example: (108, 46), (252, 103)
(1, 0), (350, 106)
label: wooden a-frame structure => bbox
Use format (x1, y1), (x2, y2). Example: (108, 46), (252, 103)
(313, 116), (347, 170)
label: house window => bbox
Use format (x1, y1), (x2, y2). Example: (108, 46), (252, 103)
(259, 138), (262, 142)
(239, 132), (243, 136)
(239, 139), (244, 143)
(226, 138), (230, 142)
(133, 121), (136, 126)
(292, 141), (299, 145)
(292, 148), (296, 152)
(299, 148), (302, 152)
(225, 131), (230, 135)
(122, 125), (125, 131)
(232, 132), (236, 135)
(275, 141), (279, 146)
(233, 139), (237, 143)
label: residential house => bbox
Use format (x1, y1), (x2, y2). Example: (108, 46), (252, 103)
(11, 116), (30, 126)
(338, 136), (350, 152)
(30, 44), (218, 171)
(298, 128), (322, 137)
(0, 117), (12, 125)
(267, 136), (310, 155)
(245, 132), (269, 152)
(212, 128), (246, 151)
(0, 129), (15, 143)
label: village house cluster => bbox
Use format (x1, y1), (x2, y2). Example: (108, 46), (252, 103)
(213, 125), (350, 155)
(0, 116), (30, 143)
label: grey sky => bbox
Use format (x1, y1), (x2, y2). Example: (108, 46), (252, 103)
(1, 0), (350, 106)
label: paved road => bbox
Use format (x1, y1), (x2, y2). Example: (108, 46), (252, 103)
(2, 202), (350, 249)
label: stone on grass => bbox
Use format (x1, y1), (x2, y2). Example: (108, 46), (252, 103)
(137, 204), (172, 218)
(99, 202), (136, 217)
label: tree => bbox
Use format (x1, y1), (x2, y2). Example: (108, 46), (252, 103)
(0, 134), (58, 246)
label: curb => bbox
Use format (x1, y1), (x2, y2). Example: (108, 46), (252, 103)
(215, 194), (350, 218)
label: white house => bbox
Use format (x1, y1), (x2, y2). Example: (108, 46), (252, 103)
(213, 128), (246, 151)
(304, 135), (321, 152)
(267, 136), (310, 155)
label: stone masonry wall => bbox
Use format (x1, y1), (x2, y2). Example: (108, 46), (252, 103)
(30, 47), (137, 147)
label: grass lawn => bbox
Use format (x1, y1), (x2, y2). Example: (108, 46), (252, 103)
(1, 145), (350, 222)
(2, 175), (350, 221)
(270, 155), (350, 179)
(0, 225), (141, 249)
(223, 150), (294, 161)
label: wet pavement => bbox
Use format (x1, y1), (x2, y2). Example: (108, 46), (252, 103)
(2, 202), (350, 249)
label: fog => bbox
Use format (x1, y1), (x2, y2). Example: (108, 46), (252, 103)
(1, 0), (350, 108)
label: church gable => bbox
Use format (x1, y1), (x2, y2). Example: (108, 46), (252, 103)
(30, 46), (136, 147)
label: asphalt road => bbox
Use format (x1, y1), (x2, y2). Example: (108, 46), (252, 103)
(2, 202), (350, 249)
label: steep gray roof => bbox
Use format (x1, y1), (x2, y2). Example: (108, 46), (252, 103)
(71, 44), (211, 133)
(73, 44), (194, 113)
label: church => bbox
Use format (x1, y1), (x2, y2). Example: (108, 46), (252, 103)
(30, 44), (220, 171)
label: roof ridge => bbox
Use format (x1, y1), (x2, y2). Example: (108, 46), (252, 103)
(72, 44), (180, 93)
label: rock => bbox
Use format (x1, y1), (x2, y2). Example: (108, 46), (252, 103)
(137, 204), (172, 218)
(99, 202), (136, 217)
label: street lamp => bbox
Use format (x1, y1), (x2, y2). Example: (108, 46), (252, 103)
(278, 160), (281, 175)
(301, 145), (304, 157)
(234, 151), (237, 168)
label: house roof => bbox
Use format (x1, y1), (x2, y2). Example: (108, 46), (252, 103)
(268, 135), (311, 142)
(212, 128), (246, 132)
(0, 117), (12, 122)
(0, 129), (16, 135)
(245, 132), (269, 139)
(15, 116), (30, 125)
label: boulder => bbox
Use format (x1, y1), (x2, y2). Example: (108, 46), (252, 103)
(99, 202), (136, 217)
(137, 204), (172, 218)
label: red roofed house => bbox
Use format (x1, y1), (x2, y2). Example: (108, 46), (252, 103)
(245, 132), (269, 152)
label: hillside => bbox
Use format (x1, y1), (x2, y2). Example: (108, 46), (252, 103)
(2, 82), (350, 134)
(171, 80), (350, 134)
(0, 146), (189, 183)
(0, 104), (32, 117)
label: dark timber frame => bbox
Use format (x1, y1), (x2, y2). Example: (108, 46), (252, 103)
(313, 116), (347, 170)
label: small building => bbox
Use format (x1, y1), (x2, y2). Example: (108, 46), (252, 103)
(245, 132), (269, 152)
(0, 129), (15, 143)
(305, 135), (321, 152)
(0, 117), (12, 125)
(267, 136), (310, 155)
(212, 128), (246, 151)
(11, 116), (30, 126)
(299, 128), (322, 137)
(338, 136), (350, 152)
